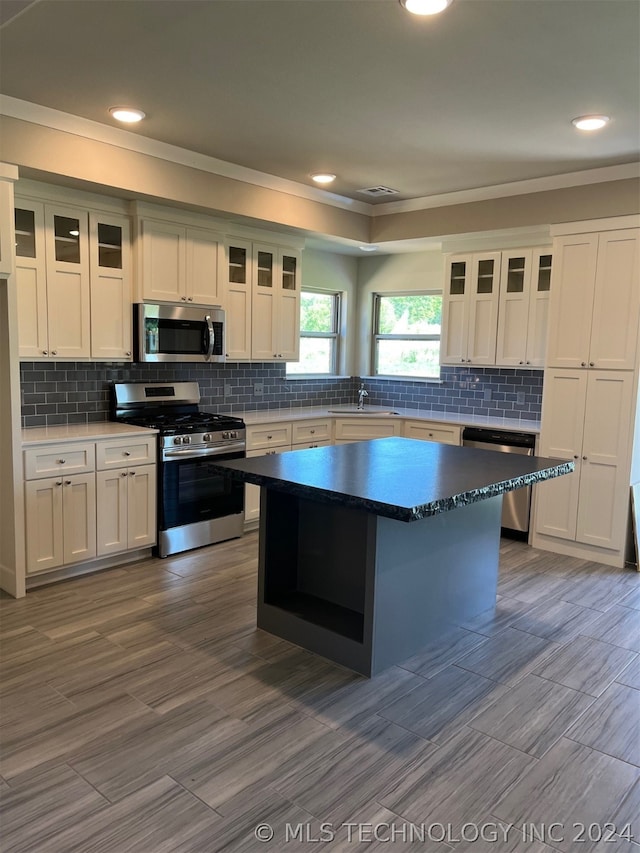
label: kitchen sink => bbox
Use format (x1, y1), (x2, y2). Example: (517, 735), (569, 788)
(327, 407), (400, 415)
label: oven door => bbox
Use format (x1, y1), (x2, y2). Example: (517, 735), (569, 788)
(160, 446), (245, 531)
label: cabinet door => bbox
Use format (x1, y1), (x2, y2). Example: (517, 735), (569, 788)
(127, 465), (157, 549)
(576, 371), (634, 550)
(251, 244), (277, 360)
(25, 477), (64, 573)
(15, 200), (49, 357)
(277, 249), (301, 360)
(224, 239), (252, 359)
(467, 252), (500, 365)
(140, 219), (185, 302)
(535, 370), (587, 541)
(186, 227), (222, 306)
(96, 469), (128, 556)
(525, 249), (552, 367)
(44, 205), (91, 358)
(245, 446), (288, 523)
(403, 420), (461, 445)
(440, 255), (470, 364)
(89, 213), (132, 360)
(62, 472), (96, 565)
(589, 229), (640, 370)
(546, 234), (598, 368)
(496, 250), (532, 367)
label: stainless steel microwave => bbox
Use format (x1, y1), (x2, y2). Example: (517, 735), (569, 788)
(134, 303), (225, 363)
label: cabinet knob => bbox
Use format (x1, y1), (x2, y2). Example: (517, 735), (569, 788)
(124, 451), (131, 456)
(267, 434), (272, 440)
(589, 362), (594, 367)
(188, 297), (193, 302)
(42, 350), (48, 355)
(55, 480), (62, 486)
(460, 358), (465, 363)
(129, 471), (136, 476)
(581, 362), (587, 367)
(121, 471), (127, 477)
(582, 455), (587, 461)
(310, 429), (315, 434)
(519, 361), (524, 365)
(58, 459), (66, 464)
(51, 350), (57, 356)
(526, 361), (531, 365)
(573, 454), (579, 459)
(64, 480), (71, 486)
(181, 296), (187, 301)
(125, 351), (131, 357)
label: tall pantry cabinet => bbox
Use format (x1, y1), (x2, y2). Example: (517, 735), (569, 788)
(533, 217), (640, 568)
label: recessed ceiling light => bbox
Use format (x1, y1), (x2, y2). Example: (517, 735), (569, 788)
(399, 0), (452, 15)
(310, 173), (336, 185)
(571, 115), (610, 131)
(109, 106), (146, 123)
(359, 245), (379, 252)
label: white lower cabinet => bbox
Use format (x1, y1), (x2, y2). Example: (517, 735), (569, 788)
(244, 423), (293, 524)
(403, 420), (462, 445)
(534, 370), (634, 558)
(24, 434), (157, 577)
(333, 418), (403, 443)
(96, 465), (156, 555)
(244, 446), (290, 523)
(25, 472), (96, 574)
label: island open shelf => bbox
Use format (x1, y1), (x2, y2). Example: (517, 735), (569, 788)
(217, 437), (573, 676)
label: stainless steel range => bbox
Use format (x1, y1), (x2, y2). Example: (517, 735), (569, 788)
(112, 381), (246, 558)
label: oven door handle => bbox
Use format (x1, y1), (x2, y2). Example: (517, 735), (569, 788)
(163, 442), (246, 461)
(205, 314), (215, 360)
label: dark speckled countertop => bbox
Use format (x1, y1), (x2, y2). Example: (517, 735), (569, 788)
(216, 436), (573, 522)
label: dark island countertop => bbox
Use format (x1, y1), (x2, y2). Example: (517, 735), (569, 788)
(216, 436), (573, 523)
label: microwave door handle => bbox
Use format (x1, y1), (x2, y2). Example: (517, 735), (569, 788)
(204, 315), (215, 359)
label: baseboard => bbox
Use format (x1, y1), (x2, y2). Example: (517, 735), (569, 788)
(25, 548), (154, 589)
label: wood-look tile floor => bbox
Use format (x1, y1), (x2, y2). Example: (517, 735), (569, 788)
(1, 535), (639, 853)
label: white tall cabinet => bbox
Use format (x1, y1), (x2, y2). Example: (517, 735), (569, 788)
(533, 217), (640, 568)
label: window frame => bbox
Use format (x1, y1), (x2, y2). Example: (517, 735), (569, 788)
(372, 290), (442, 380)
(286, 287), (342, 377)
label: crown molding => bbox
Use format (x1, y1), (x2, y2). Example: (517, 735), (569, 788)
(371, 162), (640, 216)
(0, 96), (372, 216)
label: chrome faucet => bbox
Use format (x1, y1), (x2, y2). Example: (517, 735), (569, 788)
(356, 382), (368, 410)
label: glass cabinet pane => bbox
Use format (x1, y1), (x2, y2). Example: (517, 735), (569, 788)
(536, 254), (552, 292)
(257, 250), (273, 288)
(15, 208), (36, 258)
(228, 245), (247, 284)
(282, 254), (297, 290)
(97, 222), (122, 269)
(476, 259), (495, 294)
(506, 256), (525, 293)
(54, 215), (80, 263)
(449, 260), (466, 296)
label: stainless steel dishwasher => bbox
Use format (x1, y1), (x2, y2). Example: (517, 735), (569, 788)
(462, 427), (536, 537)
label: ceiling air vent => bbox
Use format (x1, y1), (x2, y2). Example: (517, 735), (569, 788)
(357, 185), (400, 197)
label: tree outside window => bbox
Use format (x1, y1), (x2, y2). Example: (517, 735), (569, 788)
(373, 293), (442, 378)
(286, 290), (340, 375)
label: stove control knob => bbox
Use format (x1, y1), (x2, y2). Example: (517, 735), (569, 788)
(182, 435), (191, 445)
(203, 433), (211, 442)
(230, 431), (237, 440)
(173, 436), (182, 445)
(222, 431), (229, 440)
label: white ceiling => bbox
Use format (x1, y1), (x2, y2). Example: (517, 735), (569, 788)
(1, 0), (639, 228)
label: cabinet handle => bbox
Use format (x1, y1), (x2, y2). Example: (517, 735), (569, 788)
(121, 471), (127, 477)
(124, 451), (131, 456)
(181, 296), (187, 301)
(460, 358), (465, 363)
(55, 480), (62, 486)
(58, 459), (66, 464)
(129, 471), (136, 476)
(64, 480), (71, 486)
(267, 434), (272, 439)
(42, 350), (48, 355)
(310, 429), (315, 434)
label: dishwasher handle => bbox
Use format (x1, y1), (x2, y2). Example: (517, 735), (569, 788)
(462, 427), (536, 449)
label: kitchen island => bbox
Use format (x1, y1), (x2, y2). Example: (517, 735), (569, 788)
(216, 437), (573, 676)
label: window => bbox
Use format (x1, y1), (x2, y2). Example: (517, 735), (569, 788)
(373, 292), (442, 378)
(286, 289), (341, 376)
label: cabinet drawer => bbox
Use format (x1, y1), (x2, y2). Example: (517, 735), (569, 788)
(333, 418), (402, 442)
(292, 439), (332, 450)
(246, 447), (288, 459)
(24, 442), (95, 480)
(403, 421), (462, 445)
(292, 420), (332, 443)
(246, 423), (292, 451)
(96, 436), (157, 470)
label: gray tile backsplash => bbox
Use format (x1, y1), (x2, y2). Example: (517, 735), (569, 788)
(20, 362), (542, 428)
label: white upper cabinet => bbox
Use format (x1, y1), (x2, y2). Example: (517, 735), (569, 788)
(137, 218), (223, 306)
(15, 199), (48, 358)
(496, 248), (552, 367)
(441, 252), (500, 366)
(546, 228), (639, 370)
(225, 238), (252, 360)
(89, 212), (132, 360)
